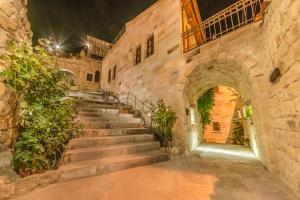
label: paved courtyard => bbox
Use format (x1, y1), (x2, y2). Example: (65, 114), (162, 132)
(16, 144), (299, 200)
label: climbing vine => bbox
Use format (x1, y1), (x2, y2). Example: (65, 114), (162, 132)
(0, 35), (78, 176)
(197, 88), (215, 130)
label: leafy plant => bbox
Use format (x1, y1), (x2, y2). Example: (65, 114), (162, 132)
(197, 88), (215, 130)
(231, 118), (245, 145)
(0, 35), (78, 176)
(150, 100), (176, 148)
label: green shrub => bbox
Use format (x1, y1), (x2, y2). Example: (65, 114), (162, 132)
(197, 88), (215, 130)
(0, 36), (78, 176)
(231, 118), (245, 145)
(150, 100), (176, 148)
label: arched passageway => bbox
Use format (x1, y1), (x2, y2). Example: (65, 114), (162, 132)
(59, 69), (79, 91)
(183, 58), (264, 159)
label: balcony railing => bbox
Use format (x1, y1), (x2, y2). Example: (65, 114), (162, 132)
(182, 0), (268, 53)
(112, 26), (126, 45)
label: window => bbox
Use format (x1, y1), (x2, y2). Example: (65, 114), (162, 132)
(135, 45), (141, 65)
(146, 34), (154, 58)
(212, 122), (221, 132)
(87, 73), (93, 82)
(108, 69), (111, 83)
(112, 66), (117, 80)
(94, 71), (100, 82)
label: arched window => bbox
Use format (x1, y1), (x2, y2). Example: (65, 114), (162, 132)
(112, 65), (117, 80)
(135, 45), (141, 65)
(95, 71), (100, 82)
(108, 69), (111, 83)
(146, 33), (154, 58)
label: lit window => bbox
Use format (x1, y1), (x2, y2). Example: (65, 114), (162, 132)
(86, 73), (93, 82)
(108, 69), (111, 83)
(94, 71), (100, 83)
(146, 34), (154, 58)
(213, 122), (221, 132)
(135, 45), (141, 65)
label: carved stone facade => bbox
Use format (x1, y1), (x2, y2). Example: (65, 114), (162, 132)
(101, 0), (300, 197)
(0, 0), (32, 151)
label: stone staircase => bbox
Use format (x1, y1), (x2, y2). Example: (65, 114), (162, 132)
(59, 91), (169, 181)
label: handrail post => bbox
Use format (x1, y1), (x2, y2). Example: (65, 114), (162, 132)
(134, 96), (137, 110)
(126, 92), (129, 107)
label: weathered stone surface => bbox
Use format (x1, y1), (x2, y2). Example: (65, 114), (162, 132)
(101, 0), (300, 197)
(0, 0), (31, 151)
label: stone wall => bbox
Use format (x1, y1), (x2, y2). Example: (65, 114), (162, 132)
(203, 86), (237, 144)
(101, 0), (300, 197)
(58, 57), (102, 92)
(260, 0), (300, 195)
(0, 0), (31, 151)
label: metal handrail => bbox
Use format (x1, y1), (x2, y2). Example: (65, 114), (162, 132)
(118, 92), (154, 128)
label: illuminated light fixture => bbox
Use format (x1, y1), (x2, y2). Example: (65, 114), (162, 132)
(86, 42), (90, 47)
(55, 44), (60, 49)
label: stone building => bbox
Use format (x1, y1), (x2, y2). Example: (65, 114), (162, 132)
(58, 57), (102, 92)
(0, 0), (299, 198)
(0, 0), (31, 151)
(57, 36), (111, 92)
(101, 0), (300, 196)
(203, 86), (237, 144)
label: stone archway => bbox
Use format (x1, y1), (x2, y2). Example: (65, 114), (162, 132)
(59, 69), (79, 91)
(182, 58), (266, 160)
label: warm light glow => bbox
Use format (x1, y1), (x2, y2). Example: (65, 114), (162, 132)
(195, 145), (257, 159)
(55, 44), (60, 49)
(190, 107), (196, 125)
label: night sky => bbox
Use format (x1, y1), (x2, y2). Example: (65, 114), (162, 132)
(27, 0), (237, 52)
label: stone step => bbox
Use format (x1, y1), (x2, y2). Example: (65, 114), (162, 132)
(59, 150), (169, 182)
(78, 110), (119, 117)
(80, 128), (149, 137)
(83, 122), (144, 129)
(78, 113), (135, 120)
(79, 107), (119, 113)
(78, 116), (142, 123)
(62, 141), (160, 164)
(80, 105), (119, 111)
(67, 134), (153, 149)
